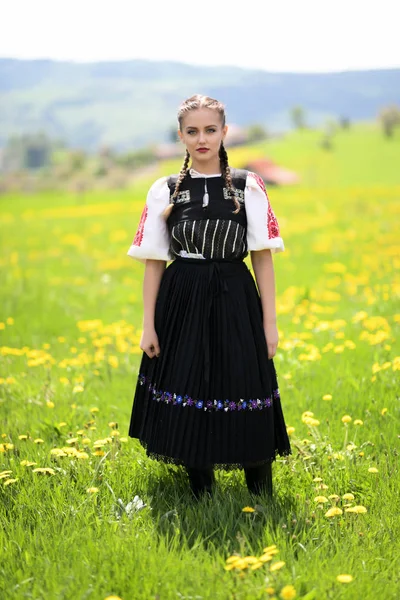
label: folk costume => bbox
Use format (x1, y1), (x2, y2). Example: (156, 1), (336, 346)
(126, 167), (292, 481)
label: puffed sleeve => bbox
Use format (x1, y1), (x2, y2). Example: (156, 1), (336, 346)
(126, 176), (172, 263)
(245, 172), (285, 253)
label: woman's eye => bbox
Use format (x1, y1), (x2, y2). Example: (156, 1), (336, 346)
(187, 130), (196, 135)
(207, 129), (216, 133)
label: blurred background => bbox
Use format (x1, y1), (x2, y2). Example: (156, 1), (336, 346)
(1, 0), (399, 193)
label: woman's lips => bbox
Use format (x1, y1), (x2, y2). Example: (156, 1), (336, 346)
(196, 148), (209, 153)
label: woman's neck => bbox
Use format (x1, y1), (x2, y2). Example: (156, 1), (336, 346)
(190, 158), (221, 175)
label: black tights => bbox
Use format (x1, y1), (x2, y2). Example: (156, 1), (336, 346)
(185, 462), (273, 498)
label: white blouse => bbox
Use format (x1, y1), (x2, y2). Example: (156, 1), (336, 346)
(127, 169), (285, 263)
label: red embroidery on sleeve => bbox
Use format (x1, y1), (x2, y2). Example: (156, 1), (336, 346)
(249, 172), (266, 194)
(249, 172), (280, 239)
(267, 203), (280, 238)
(132, 204), (148, 247)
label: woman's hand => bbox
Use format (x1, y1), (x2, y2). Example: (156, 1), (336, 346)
(264, 322), (279, 359)
(140, 328), (160, 359)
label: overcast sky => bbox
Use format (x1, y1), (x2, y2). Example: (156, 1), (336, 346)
(1, 0), (399, 73)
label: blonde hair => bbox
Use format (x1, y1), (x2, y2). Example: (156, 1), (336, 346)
(163, 94), (240, 218)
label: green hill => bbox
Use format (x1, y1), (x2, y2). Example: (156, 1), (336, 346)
(1, 58), (399, 150)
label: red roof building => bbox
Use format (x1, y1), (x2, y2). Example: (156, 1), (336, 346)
(244, 158), (300, 186)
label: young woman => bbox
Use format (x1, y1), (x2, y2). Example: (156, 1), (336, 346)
(127, 94), (291, 499)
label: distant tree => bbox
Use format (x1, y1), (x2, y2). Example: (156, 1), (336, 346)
(378, 104), (400, 137)
(290, 106), (307, 130)
(168, 126), (179, 144)
(68, 150), (86, 173)
(339, 117), (351, 129)
(247, 124), (268, 142)
(3, 132), (53, 171)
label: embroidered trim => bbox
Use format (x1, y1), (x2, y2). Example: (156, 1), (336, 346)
(173, 190), (191, 204)
(138, 373), (278, 412)
(133, 204), (148, 247)
(248, 172), (266, 194)
(248, 172), (280, 239)
(223, 187), (245, 203)
(267, 202), (280, 238)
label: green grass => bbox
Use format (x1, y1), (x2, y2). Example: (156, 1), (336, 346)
(0, 124), (399, 599)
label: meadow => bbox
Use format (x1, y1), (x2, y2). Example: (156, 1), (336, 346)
(0, 123), (399, 600)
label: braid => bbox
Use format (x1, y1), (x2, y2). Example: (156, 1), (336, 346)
(219, 142), (240, 214)
(163, 150), (190, 218)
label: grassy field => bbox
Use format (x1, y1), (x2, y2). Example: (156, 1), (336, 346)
(1, 123), (399, 600)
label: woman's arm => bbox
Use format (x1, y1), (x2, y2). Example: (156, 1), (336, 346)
(250, 249), (279, 359)
(140, 259), (167, 358)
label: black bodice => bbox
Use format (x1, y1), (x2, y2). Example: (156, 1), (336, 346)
(166, 168), (249, 261)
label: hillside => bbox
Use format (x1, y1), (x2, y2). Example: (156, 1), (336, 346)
(1, 58), (399, 151)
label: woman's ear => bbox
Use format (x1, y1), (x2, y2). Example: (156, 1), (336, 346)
(177, 129), (183, 142)
(222, 125), (228, 141)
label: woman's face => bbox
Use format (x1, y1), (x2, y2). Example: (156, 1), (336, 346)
(178, 108), (228, 167)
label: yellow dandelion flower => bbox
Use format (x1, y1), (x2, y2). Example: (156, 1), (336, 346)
(46, 401), (55, 409)
(354, 419), (363, 425)
(104, 596), (123, 600)
(325, 507), (343, 517)
(3, 478), (18, 486)
(93, 450), (105, 456)
(90, 407), (100, 413)
(87, 487), (99, 494)
(314, 496), (329, 503)
(20, 460), (37, 467)
(345, 505), (367, 514)
(301, 411), (314, 420)
(76, 452), (89, 459)
(313, 477), (323, 482)
(336, 574), (353, 583)
(110, 430), (120, 437)
(0, 470), (13, 476)
(342, 493), (355, 501)
(259, 553), (274, 563)
(346, 443), (357, 451)
(280, 584), (296, 599)
(266, 588), (275, 596)
(243, 556), (258, 565)
(250, 561), (264, 570)
(6, 317), (14, 325)
(368, 467), (378, 473)
(359, 451), (364, 457)
(34, 438), (44, 444)
(242, 506), (255, 513)
(270, 561), (286, 572)
(341, 415), (352, 423)
(226, 555), (241, 564)
(322, 394), (332, 401)
(108, 422), (118, 429)
(73, 385), (84, 394)
(286, 426), (295, 435)
(328, 494), (340, 501)
(66, 437), (79, 445)
(32, 467), (56, 475)
(50, 449), (68, 457)
(263, 544), (278, 554)
(18, 434), (28, 440)
(381, 408), (388, 415)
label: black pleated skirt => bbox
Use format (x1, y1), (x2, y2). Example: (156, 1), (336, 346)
(128, 257), (292, 470)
